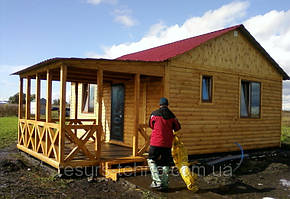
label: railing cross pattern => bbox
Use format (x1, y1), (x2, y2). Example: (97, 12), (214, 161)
(36, 125), (46, 154)
(19, 122), (26, 146)
(26, 123), (36, 151)
(64, 126), (96, 162)
(47, 127), (59, 161)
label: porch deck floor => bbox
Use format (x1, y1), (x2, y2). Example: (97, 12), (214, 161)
(64, 141), (135, 161)
(101, 143), (134, 160)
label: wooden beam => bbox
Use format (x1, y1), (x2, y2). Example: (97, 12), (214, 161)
(75, 82), (78, 119)
(18, 78), (23, 145)
(46, 70), (52, 122)
(62, 60), (164, 77)
(73, 82), (79, 136)
(35, 74), (41, 121)
(37, 74), (131, 84)
(68, 69), (133, 78)
(133, 73), (140, 156)
(59, 65), (67, 164)
(60, 159), (98, 168)
(18, 78), (23, 119)
(25, 77), (31, 119)
(19, 63), (60, 79)
(96, 68), (103, 160)
(17, 144), (60, 169)
(18, 59), (165, 78)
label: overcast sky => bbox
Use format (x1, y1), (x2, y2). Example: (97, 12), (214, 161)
(1, 0), (290, 109)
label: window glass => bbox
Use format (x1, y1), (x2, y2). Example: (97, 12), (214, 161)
(82, 84), (89, 112)
(250, 82), (260, 118)
(88, 85), (95, 112)
(202, 76), (212, 102)
(82, 83), (95, 113)
(240, 80), (260, 118)
(240, 81), (249, 117)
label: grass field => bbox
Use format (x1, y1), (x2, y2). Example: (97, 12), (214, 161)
(282, 111), (290, 145)
(0, 116), (18, 148)
(282, 126), (290, 145)
(0, 104), (18, 117)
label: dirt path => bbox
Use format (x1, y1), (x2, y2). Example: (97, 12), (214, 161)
(1, 144), (290, 199)
(126, 149), (290, 199)
(0, 143), (144, 199)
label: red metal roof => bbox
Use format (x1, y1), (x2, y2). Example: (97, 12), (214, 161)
(117, 25), (242, 62)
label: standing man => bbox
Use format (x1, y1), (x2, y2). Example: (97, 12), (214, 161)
(147, 97), (181, 190)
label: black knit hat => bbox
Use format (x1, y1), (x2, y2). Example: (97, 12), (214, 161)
(159, 97), (169, 106)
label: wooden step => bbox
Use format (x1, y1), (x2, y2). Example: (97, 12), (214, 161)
(100, 156), (149, 181)
(102, 156), (147, 169)
(104, 166), (150, 181)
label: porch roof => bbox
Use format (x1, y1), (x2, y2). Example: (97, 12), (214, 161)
(12, 57), (165, 80)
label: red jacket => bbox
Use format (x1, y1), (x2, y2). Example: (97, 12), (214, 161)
(149, 107), (181, 148)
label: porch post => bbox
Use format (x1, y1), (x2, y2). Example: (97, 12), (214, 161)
(35, 74), (41, 121)
(25, 77), (31, 120)
(59, 65), (67, 164)
(133, 73), (140, 156)
(96, 68), (103, 160)
(46, 70), (52, 122)
(18, 77), (23, 119)
(74, 82), (78, 120)
(18, 77), (23, 144)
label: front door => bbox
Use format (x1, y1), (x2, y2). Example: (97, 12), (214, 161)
(110, 84), (125, 141)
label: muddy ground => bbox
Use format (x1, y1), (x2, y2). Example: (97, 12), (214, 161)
(0, 143), (290, 199)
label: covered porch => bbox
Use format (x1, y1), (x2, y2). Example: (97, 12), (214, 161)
(14, 58), (165, 175)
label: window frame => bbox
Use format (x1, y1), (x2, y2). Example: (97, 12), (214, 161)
(201, 75), (213, 103)
(240, 80), (261, 119)
(81, 83), (95, 114)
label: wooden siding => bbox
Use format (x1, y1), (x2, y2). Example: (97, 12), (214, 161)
(102, 83), (111, 142)
(145, 78), (163, 123)
(71, 77), (162, 148)
(142, 78), (163, 147)
(123, 79), (134, 146)
(171, 30), (281, 81)
(71, 82), (111, 142)
(121, 78), (162, 147)
(168, 29), (283, 155)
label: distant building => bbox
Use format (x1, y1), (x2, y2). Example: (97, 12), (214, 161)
(31, 98), (46, 115)
(0, 100), (8, 104)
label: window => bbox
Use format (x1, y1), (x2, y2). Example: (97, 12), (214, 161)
(240, 80), (261, 118)
(82, 83), (95, 113)
(202, 75), (213, 102)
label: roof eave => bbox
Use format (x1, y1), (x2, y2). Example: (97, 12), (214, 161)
(11, 57), (166, 76)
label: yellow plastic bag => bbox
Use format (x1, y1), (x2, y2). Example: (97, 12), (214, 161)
(172, 134), (198, 191)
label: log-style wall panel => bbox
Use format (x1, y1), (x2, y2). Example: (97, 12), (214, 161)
(168, 29), (283, 155)
(171, 30), (281, 81)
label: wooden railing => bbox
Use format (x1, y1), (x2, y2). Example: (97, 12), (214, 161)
(66, 119), (96, 125)
(64, 123), (98, 164)
(18, 119), (61, 166)
(137, 124), (150, 155)
(17, 118), (99, 168)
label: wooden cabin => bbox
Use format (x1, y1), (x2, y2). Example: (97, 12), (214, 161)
(13, 24), (289, 179)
